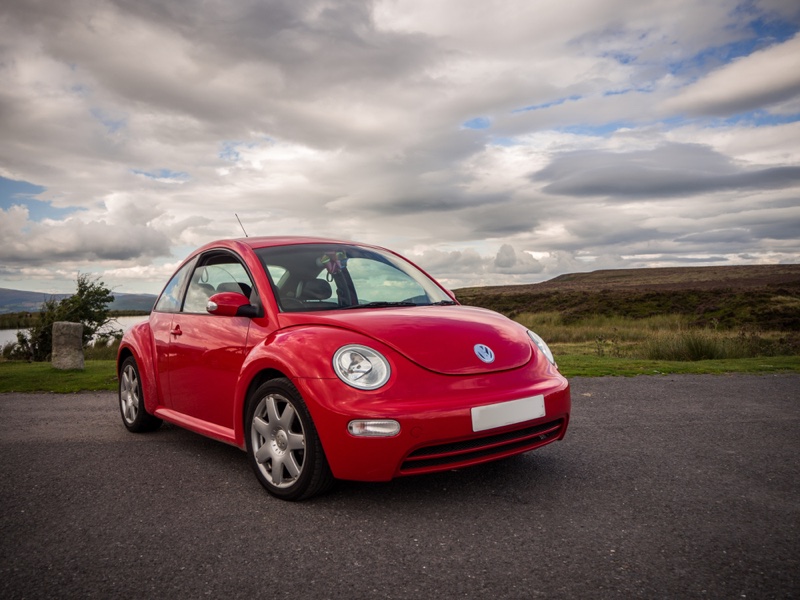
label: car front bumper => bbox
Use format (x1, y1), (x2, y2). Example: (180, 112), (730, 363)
(296, 363), (571, 482)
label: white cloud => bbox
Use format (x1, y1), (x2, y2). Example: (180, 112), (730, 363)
(0, 0), (798, 294)
(662, 33), (800, 116)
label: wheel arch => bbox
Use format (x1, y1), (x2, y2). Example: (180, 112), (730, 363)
(116, 323), (160, 416)
(232, 325), (377, 449)
(234, 367), (290, 447)
(245, 368), (289, 410)
(117, 345), (134, 371)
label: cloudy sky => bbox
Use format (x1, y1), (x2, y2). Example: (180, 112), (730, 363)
(2, 0), (799, 294)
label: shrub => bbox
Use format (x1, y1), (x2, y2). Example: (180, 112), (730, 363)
(640, 329), (790, 361)
(13, 274), (119, 361)
(85, 338), (121, 361)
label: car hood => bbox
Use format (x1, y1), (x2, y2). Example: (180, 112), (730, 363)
(280, 305), (533, 375)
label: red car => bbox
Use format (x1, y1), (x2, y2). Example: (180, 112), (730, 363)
(117, 237), (570, 500)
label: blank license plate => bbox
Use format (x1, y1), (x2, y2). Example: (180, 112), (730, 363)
(471, 395), (546, 432)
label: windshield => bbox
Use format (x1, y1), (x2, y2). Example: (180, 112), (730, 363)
(255, 243), (454, 312)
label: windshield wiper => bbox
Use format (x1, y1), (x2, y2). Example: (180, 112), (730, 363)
(344, 301), (417, 309)
(430, 300), (457, 305)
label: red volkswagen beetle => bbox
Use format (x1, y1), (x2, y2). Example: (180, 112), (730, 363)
(117, 237), (570, 500)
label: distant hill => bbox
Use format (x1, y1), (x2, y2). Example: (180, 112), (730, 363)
(106, 293), (157, 313)
(454, 264), (800, 330)
(0, 288), (156, 314)
(457, 264), (800, 294)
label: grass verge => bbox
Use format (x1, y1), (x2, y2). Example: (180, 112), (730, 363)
(1, 354), (798, 393)
(556, 354), (800, 377)
(0, 360), (118, 393)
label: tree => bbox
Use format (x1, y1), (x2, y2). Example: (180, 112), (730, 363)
(16, 274), (118, 361)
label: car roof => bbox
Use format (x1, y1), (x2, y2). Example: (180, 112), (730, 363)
(241, 236), (361, 249)
(193, 236), (381, 255)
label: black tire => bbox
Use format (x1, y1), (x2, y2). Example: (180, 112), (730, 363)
(118, 356), (162, 433)
(245, 378), (334, 501)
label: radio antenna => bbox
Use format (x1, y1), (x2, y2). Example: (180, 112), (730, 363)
(235, 213), (249, 237)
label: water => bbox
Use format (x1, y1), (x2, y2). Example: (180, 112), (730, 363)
(0, 315), (149, 347)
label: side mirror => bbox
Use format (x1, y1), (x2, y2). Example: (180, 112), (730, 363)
(206, 292), (258, 318)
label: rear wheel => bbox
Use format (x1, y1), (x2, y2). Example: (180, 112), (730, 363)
(245, 378), (334, 501)
(118, 356), (162, 433)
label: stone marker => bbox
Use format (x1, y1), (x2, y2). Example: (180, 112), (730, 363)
(52, 321), (85, 370)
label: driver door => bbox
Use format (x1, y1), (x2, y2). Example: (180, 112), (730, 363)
(165, 251), (256, 433)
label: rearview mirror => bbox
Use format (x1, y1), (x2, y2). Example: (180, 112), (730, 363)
(207, 292), (258, 318)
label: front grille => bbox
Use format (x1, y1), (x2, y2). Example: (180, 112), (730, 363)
(399, 418), (565, 473)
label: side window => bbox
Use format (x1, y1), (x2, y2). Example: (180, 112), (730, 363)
(183, 268), (217, 314)
(182, 256), (256, 314)
(154, 262), (193, 313)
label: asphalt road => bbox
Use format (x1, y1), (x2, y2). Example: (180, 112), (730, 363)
(1, 374), (798, 599)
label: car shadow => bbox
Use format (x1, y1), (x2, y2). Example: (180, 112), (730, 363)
(141, 422), (575, 506)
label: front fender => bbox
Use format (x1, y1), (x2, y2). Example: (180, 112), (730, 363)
(232, 324), (381, 446)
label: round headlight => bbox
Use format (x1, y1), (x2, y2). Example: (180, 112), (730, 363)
(527, 330), (556, 365)
(333, 344), (391, 390)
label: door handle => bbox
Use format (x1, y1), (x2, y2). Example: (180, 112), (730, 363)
(170, 324), (182, 336)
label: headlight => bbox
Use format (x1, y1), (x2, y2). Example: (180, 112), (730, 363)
(333, 344), (391, 390)
(527, 330), (556, 366)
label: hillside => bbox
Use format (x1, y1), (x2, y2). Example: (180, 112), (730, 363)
(0, 289), (69, 314)
(454, 264), (800, 330)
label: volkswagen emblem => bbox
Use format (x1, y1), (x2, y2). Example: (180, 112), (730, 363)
(474, 344), (495, 363)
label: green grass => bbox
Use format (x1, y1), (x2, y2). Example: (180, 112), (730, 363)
(555, 354), (800, 377)
(0, 360), (119, 393)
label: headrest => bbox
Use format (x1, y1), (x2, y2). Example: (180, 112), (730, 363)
(297, 279), (332, 300)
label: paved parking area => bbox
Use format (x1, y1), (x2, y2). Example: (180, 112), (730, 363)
(1, 374), (798, 598)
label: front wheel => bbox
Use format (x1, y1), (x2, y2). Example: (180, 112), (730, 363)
(118, 356), (162, 433)
(245, 378), (334, 501)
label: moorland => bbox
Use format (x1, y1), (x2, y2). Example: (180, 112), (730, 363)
(454, 263), (800, 367)
(455, 264), (800, 330)
(1, 264), (799, 391)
